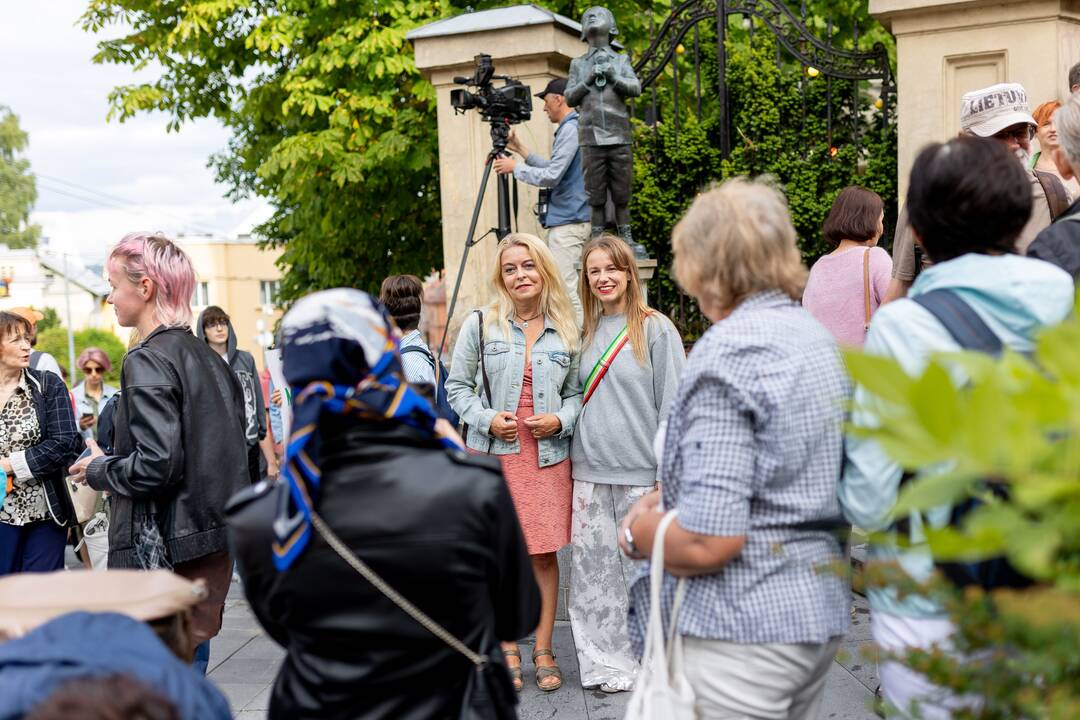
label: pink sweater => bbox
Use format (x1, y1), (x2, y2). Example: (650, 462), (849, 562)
(802, 246), (892, 347)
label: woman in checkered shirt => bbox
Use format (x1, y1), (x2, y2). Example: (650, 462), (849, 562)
(618, 177), (851, 719)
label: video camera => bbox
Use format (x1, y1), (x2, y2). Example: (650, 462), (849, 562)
(450, 55), (532, 125)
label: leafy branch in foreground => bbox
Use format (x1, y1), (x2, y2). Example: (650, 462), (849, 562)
(845, 291), (1080, 719)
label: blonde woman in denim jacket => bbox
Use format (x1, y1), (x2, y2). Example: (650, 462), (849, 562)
(447, 233), (582, 693)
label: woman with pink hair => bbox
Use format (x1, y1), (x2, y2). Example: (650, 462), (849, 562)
(68, 232), (250, 675)
(71, 347), (118, 441)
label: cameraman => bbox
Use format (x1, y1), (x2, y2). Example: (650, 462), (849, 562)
(494, 78), (590, 322)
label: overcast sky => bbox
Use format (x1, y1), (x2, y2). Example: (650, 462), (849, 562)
(0, 1), (271, 263)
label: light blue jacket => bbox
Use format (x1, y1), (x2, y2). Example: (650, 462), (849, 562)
(72, 380), (119, 441)
(840, 253), (1074, 619)
(446, 310), (582, 467)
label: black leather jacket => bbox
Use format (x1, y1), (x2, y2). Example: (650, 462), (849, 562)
(87, 325), (249, 567)
(226, 419), (540, 720)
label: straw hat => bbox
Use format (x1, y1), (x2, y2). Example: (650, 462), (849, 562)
(0, 570), (207, 640)
(6, 307), (44, 326)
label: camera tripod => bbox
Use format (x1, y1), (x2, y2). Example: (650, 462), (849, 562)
(437, 120), (516, 359)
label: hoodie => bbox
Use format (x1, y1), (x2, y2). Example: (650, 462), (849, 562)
(0, 612), (231, 720)
(196, 309), (266, 447)
(840, 253), (1074, 619)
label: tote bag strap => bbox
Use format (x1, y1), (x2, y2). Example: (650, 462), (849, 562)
(476, 311), (495, 454)
(641, 511), (682, 673)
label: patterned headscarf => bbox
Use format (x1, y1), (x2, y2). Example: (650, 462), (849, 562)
(272, 288), (462, 571)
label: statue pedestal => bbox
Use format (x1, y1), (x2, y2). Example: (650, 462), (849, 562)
(871, 0), (1080, 199)
(409, 7), (588, 339)
(636, 258), (657, 303)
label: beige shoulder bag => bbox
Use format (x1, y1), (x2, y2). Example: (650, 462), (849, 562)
(862, 248), (872, 332)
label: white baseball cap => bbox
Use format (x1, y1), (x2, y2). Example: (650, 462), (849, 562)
(960, 83), (1036, 137)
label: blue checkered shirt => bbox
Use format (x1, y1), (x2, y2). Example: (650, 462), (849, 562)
(628, 291), (851, 652)
(398, 329), (437, 388)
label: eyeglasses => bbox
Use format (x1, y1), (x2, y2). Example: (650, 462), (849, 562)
(205, 320), (228, 330)
(84, 366), (103, 375)
(992, 125), (1035, 142)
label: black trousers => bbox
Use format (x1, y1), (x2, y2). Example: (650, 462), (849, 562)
(247, 442), (262, 485)
(582, 144), (633, 208)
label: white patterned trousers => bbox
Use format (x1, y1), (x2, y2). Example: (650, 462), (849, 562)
(568, 480), (651, 690)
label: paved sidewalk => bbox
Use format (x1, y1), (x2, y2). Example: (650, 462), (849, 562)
(209, 580), (879, 719)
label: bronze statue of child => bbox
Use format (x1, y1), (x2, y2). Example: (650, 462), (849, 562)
(566, 6), (647, 257)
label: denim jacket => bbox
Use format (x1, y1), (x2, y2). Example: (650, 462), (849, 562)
(446, 310), (582, 467)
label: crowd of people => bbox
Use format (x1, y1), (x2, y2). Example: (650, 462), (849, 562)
(0, 68), (1077, 720)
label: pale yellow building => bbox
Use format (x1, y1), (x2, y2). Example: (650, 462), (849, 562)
(176, 233), (283, 370)
(872, 0), (1080, 198)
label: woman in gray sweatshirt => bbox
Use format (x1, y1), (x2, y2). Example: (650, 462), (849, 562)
(568, 235), (685, 693)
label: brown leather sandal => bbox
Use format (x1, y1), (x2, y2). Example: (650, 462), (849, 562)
(532, 648), (563, 692)
(503, 647), (523, 692)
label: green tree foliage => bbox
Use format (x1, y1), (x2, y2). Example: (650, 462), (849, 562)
(37, 326), (126, 386)
(0, 107), (41, 249)
(34, 307), (61, 334)
(82, 0), (455, 303)
(846, 293), (1080, 719)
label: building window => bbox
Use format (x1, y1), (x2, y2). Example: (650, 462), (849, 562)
(192, 281), (209, 306)
(260, 280), (280, 306)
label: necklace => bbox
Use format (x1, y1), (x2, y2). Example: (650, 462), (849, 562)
(514, 311), (542, 328)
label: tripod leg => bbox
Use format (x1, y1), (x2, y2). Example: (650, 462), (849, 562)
(496, 170), (512, 239)
(438, 154), (497, 359)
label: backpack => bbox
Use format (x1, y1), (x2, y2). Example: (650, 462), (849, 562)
(1034, 169), (1071, 221)
(399, 345), (460, 427)
(906, 289), (1033, 591)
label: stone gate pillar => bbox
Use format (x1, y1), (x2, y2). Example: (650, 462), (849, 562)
(409, 6), (587, 342)
(871, 0), (1080, 199)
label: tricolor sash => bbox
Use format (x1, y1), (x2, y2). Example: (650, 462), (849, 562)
(582, 324), (629, 405)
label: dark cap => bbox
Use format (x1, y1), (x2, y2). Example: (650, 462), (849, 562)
(535, 78), (567, 99)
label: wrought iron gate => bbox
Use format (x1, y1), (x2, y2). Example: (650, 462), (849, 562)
(627, 0), (897, 341)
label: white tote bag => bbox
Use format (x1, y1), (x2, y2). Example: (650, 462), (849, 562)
(625, 510), (695, 720)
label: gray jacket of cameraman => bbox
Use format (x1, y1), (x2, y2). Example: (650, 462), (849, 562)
(512, 111), (590, 227)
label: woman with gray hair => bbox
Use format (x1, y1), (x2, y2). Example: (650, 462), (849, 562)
(618, 177), (850, 718)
